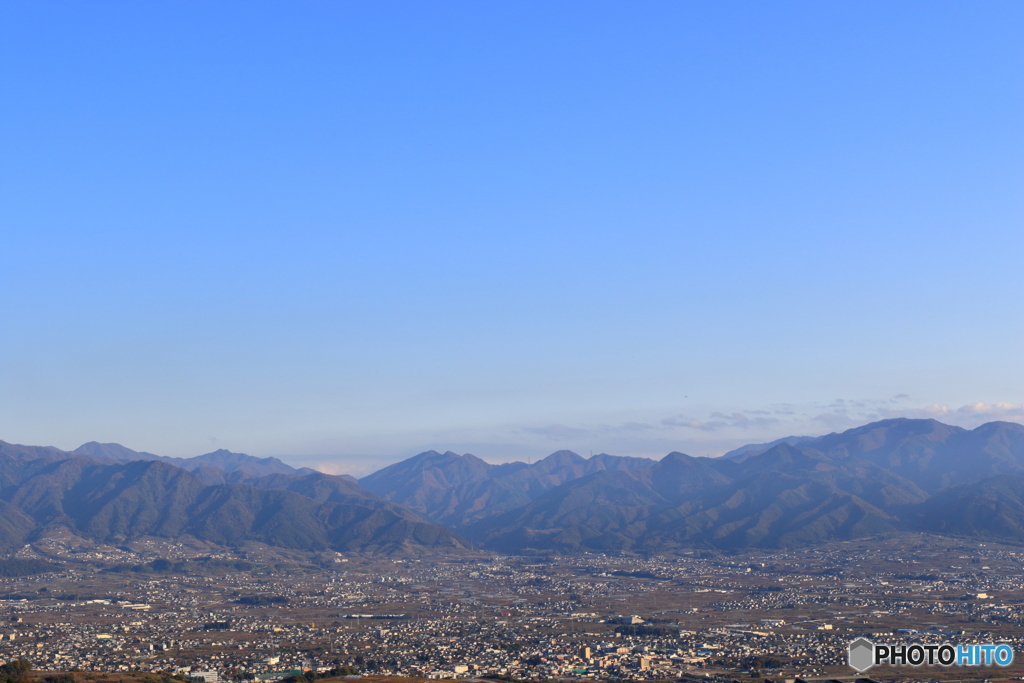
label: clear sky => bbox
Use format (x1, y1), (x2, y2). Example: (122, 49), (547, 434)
(2, 1), (1022, 475)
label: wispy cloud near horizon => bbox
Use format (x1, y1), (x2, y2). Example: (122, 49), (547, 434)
(285, 398), (1024, 476)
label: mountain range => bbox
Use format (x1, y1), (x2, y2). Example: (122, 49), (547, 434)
(360, 418), (1024, 551)
(0, 442), (469, 554)
(4, 417), (1024, 555)
(359, 449), (655, 528)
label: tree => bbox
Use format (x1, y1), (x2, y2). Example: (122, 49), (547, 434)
(0, 660), (32, 683)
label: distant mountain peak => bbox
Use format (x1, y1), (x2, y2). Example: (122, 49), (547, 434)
(545, 449), (584, 460)
(72, 441), (161, 462)
(384, 449), (492, 472)
(721, 436), (815, 462)
(535, 450), (585, 467)
(830, 416), (966, 439)
(739, 441), (821, 470)
(661, 451), (696, 463)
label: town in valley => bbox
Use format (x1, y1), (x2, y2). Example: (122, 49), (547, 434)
(3, 533), (1024, 683)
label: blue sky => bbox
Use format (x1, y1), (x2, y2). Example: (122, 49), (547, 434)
(2, 1), (1022, 474)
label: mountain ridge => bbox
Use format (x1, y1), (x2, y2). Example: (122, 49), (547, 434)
(0, 452), (470, 554)
(1, 440), (316, 480)
(359, 448), (658, 528)
(360, 418), (1024, 552)
(5, 417), (1024, 555)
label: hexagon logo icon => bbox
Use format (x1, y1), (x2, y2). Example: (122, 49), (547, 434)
(849, 638), (875, 672)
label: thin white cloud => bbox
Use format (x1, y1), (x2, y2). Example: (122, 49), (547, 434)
(523, 424), (590, 439)
(874, 401), (1024, 427)
(286, 397), (1024, 475)
(661, 412), (780, 432)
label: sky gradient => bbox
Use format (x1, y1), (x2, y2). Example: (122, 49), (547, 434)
(2, 2), (1022, 475)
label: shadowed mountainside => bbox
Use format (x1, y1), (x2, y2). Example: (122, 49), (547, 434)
(359, 449), (657, 527)
(5, 418), (1024, 555)
(0, 453), (469, 554)
(361, 419), (1024, 552)
(905, 474), (1024, 540)
(465, 443), (929, 552)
